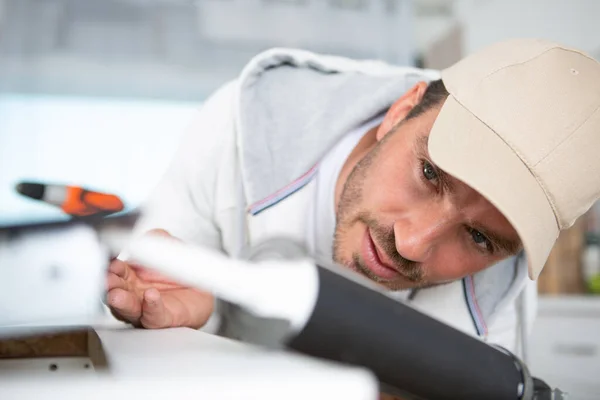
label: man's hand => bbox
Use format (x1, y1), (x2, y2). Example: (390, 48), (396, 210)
(105, 229), (214, 329)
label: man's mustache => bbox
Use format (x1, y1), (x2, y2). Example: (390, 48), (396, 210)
(360, 214), (424, 283)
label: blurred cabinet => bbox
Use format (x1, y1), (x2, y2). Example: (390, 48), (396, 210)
(538, 202), (600, 295)
(196, 0), (413, 64)
(538, 218), (587, 294)
(529, 296), (600, 400)
(0, 0), (416, 100)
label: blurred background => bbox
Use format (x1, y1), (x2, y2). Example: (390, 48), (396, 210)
(0, 0), (598, 397)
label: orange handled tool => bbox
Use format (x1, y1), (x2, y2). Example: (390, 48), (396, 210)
(16, 182), (125, 217)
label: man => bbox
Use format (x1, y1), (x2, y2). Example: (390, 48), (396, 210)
(107, 39), (600, 354)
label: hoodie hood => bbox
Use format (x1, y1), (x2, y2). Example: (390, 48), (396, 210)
(235, 48), (439, 206)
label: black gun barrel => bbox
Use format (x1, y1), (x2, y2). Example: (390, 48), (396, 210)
(288, 266), (527, 400)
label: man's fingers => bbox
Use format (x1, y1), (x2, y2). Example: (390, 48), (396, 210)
(106, 272), (127, 292)
(140, 288), (172, 329)
(132, 267), (182, 287)
(108, 259), (131, 279)
(106, 288), (142, 323)
(166, 289), (214, 329)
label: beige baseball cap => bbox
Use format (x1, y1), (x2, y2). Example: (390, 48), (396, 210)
(428, 38), (600, 280)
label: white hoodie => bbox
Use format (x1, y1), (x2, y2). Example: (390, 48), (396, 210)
(133, 48), (536, 353)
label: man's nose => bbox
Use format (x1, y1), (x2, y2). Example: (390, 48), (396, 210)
(393, 208), (457, 263)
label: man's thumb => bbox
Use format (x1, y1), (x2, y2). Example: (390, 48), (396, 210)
(140, 288), (171, 329)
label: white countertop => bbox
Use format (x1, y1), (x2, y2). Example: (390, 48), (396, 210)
(0, 326), (378, 400)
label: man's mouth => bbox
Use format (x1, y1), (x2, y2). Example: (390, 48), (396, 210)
(360, 228), (400, 280)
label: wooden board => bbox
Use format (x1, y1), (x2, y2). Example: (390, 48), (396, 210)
(0, 328), (108, 367)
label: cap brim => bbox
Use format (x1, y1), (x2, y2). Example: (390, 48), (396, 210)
(428, 95), (559, 279)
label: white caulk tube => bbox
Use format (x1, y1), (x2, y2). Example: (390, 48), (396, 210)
(126, 235), (319, 332)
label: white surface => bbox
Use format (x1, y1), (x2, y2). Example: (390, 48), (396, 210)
(126, 235), (319, 332)
(529, 296), (600, 400)
(0, 327), (378, 400)
(0, 224), (106, 331)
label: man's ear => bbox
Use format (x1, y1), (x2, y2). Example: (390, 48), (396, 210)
(376, 81), (428, 141)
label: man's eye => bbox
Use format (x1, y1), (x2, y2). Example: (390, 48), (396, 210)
(422, 160), (439, 182)
(469, 228), (492, 252)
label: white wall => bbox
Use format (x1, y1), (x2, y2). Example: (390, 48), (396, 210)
(0, 95), (197, 225)
(456, 0), (600, 57)
(0, 0), (5, 28)
(415, 14), (456, 53)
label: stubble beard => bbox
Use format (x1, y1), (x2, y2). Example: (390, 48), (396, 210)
(332, 133), (427, 291)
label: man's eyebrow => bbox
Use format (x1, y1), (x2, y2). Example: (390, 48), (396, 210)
(415, 134), (455, 193)
(473, 223), (523, 255)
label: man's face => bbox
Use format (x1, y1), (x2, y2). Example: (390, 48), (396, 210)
(333, 105), (521, 290)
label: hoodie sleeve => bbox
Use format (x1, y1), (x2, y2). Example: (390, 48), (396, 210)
(127, 80), (238, 251)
